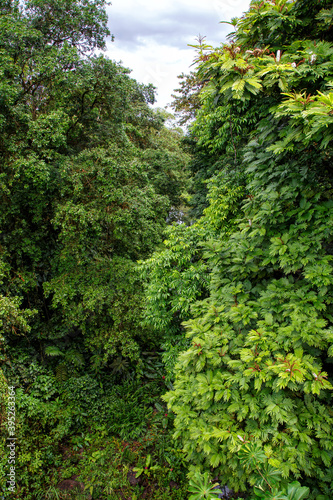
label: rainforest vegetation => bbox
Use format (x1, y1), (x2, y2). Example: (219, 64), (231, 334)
(1, 0), (333, 499)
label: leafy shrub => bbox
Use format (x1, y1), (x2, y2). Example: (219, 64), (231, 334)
(63, 376), (162, 439)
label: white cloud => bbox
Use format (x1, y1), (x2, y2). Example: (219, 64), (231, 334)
(105, 0), (251, 108)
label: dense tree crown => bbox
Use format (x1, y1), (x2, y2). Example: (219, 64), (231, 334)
(0, 0), (188, 359)
(0, 1), (189, 496)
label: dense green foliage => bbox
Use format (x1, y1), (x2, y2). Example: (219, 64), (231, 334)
(2, 0), (333, 499)
(0, 0), (188, 358)
(142, 0), (333, 498)
(0, 0), (189, 498)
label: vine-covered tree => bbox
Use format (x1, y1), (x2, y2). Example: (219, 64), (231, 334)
(142, 0), (333, 497)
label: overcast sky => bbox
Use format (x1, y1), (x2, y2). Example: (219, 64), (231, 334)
(104, 0), (251, 109)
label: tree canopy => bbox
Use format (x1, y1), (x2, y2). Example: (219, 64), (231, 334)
(2, 0), (333, 499)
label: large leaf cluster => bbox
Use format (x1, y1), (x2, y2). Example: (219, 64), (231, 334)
(140, 0), (333, 496)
